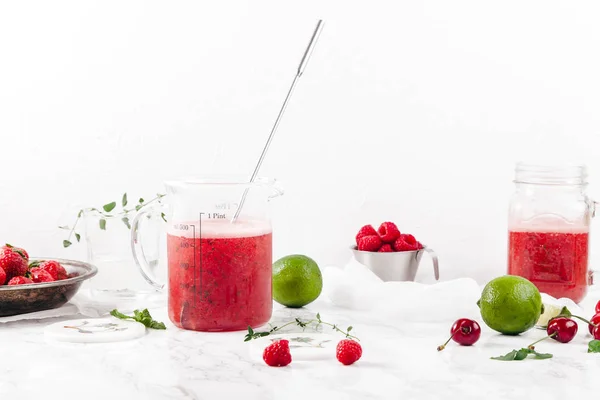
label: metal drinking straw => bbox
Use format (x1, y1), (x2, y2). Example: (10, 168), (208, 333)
(231, 19), (324, 222)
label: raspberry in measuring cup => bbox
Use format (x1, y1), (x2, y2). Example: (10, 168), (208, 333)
(167, 219), (273, 332)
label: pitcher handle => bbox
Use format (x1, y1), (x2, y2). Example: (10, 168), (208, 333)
(131, 207), (165, 290)
(424, 247), (440, 281)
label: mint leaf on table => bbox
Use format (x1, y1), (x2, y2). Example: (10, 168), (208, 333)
(491, 348), (552, 361)
(491, 350), (519, 361)
(588, 340), (600, 353)
(529, 349), (553, 359)
(110, 308), (166, 330)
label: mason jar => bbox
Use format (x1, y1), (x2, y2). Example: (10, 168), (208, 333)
(507, 163), (596, 303)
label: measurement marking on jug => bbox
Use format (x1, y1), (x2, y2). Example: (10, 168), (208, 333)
(191, 223), (196, 307)
(208, 213), (226, 219)
(199, 213), (204, 307)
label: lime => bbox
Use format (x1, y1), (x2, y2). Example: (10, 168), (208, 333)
(536, 303), (563, 328)
(478, 275), (543, 335)
(272, 254), (323, 308)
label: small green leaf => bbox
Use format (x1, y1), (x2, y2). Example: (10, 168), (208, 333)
(530, 350), (553, 359)
(28, 260), (42, 268)
(58, 225), (69, 230)
(63, 240), (72, 248)
(161, 212), (167, 222)
(103, 202), (116, 212)
(588, 340), (600, 353)
(347, 326), (353, 332)
(122, 217), (131, 229)
(135, 204), (143, 211)
(110, 308), (166, 330)
(492, 348), (552, 361)
(138, 197), (144, 204)
(78, 209), (83, 217)
(110, 309), (129, 320)
(491, 350), (519, 361)
(557, 306), (572, 318)
(316, 313), (321, 321)
(75, 233), (81, 242)
(99, 219), (107, 230)
(122, 193), (128, 207)
(514, 348), (530, 361)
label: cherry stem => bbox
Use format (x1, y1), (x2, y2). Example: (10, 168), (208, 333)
(437, 331), (458, 351)
(571, 314), (595, 326)
(527, 331), (557, 349)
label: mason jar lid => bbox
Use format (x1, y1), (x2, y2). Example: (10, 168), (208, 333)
(514, 163), (588, 185)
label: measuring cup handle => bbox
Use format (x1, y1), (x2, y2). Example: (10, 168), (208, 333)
(131, 207), (165, 290)
(424, 247), (440, 280)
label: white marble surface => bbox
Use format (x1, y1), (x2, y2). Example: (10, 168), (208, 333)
(1, 292), (600, 400)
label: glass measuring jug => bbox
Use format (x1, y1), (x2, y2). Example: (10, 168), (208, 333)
(131, 176), (283, 332)
(508, 163), (597, 303)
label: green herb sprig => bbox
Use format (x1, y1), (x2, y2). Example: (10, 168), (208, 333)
(491, 331), (556, 361)
(110, 308), (166, 330)
(244, 313), (359, 342)
(59, 193), (166, 247)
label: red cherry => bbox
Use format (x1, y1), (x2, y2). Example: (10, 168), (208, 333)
(596, 300), (600, 315)
(547, 317), (578, 343)
(437, 318), (481, 351)
(592, 324), (600, 341)
(588, 313), (600, 335)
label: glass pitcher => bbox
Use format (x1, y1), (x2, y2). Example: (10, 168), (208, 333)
(507, 163), (597, 303)
(131, 176), (283, 332)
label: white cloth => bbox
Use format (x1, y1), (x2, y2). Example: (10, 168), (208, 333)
(322, 258), (596, 323)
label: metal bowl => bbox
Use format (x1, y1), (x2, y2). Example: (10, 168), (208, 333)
(350, 246), (440, 282)
(0, 258), (97, 317)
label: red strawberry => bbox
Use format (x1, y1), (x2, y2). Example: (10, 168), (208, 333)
(393, 237), (419, 252)
(38, 260), (68, 280)
(0, 248), (28, 281)
(263, 339), (292, 367)
(8, 276), (33, 285)
(357, 235), (382, 252)
(3, 244), (29, 262)
(355, 225), (377, 245)
(30, 267), (55, 283)
(336, 339), (362, 365)
(0, 267), (5, 285)
(378, 244), (393, 252)
(377, 222), (401, 243)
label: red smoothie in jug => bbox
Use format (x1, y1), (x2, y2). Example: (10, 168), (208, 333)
(167, 219), (272, 331)
(508, 229), (589, 303)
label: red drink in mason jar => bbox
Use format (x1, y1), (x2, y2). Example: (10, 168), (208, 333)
(167, 219), (273, 332)
(508, 228), (589, 303)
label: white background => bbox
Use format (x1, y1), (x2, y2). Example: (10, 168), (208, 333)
(1, 0), (599, 284)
